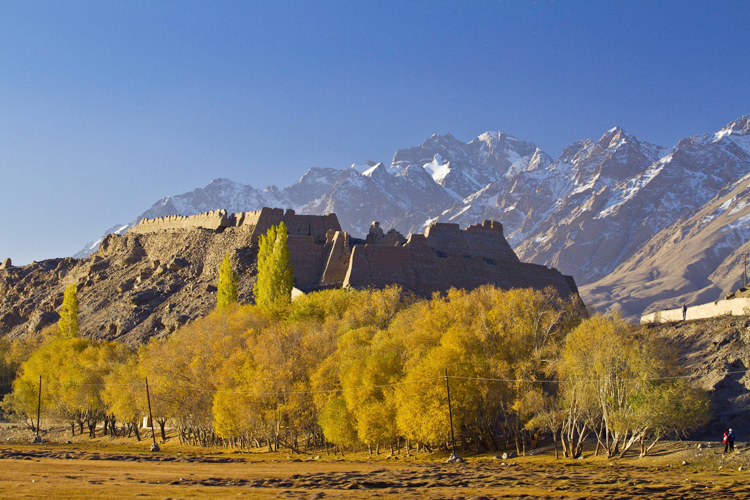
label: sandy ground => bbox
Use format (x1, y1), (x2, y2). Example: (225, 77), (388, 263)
(2, 423), (750, 499)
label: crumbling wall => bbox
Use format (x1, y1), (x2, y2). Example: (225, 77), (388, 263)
(127, 208), (578, 298)
(287, 235), (326, 288)
(343, 221), (576, 297)
(425, 221), (519, 263)
(320, 231), (351, 285)
(345, 244), (412, 288)
(130, 210), (231, 234)
(238, 208), (341, 244)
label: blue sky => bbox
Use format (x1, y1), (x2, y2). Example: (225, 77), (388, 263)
(1, 0), (749, 264)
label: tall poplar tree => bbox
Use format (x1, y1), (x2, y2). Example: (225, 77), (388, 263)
(58, 284), (79, 338)
(216, 253), (238, 312)
(253, 222), (293, 311)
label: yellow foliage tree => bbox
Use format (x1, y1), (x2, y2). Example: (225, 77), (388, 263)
(4, 336), (130, 436)
(253, 222), (293, 314)
(58, 284), (79, 338)
(216, 253), (238, 312)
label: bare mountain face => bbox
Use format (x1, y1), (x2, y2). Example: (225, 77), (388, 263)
(583, 164), (750, 319)
(70, 115), (750, 319)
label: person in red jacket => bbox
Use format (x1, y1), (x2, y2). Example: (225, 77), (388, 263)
(723, 429), (730, 453)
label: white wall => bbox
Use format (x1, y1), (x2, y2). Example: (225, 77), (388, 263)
(641, 297), (750, 324)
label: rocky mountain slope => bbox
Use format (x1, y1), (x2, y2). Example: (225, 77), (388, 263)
(651, 316), (750, 438)
(4, 227), (261, 346)
(72, 115), (750, 319)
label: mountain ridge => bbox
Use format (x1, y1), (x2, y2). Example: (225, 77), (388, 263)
(73, 115), (750, 320)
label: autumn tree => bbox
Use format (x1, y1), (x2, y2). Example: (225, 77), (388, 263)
(558, 314), (710, 458)
(216, 253), (238, 312)
(140, 305), (257, 446)
(3, 337), (130, 436)
(253, 222), (293, 312)
(102, 356), (146, 440)
(58, 284), (79, 338)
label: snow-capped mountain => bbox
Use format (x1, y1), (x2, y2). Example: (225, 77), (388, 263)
(74, 115), (750, 320)
(582, 165), (750, 319)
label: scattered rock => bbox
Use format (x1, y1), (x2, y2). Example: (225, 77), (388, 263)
(168, 258), (189, 271)
(27, 311), (59, 333)
(130, 289), (160, 305)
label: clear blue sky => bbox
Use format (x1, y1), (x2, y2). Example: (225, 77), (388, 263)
(2, 0), (749, 265)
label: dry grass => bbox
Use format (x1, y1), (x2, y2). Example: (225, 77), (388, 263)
(2, 423), (750, 499)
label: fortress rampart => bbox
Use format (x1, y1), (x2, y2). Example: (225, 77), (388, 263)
(129, 207), (579, 298)
(130, 210), (232, 233)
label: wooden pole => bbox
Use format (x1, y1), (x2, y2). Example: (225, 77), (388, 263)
(145, 378), (159, 451)
(445, 368), (457, 457)
(744, 253), (747, 288)
(36, 375), (41, 438)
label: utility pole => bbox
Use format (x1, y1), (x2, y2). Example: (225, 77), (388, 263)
(444, 368), (463, 462)
(744, 253), (748, 288)
(145, 378), (160, 452)
(32, 376), (42, 443)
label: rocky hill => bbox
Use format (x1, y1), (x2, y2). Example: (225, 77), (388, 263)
(2, 225), (260, 346)
(651, 316), (750, 439)
(2, 209), (579, 345)
(70, 115), (750, 320)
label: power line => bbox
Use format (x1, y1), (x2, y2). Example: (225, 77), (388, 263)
(3, 370), (742, 397)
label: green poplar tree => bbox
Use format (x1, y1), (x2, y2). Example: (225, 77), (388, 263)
(58, 284), (79, 338)
(216, 253), (238, 312)
(253, 222), (294, 311)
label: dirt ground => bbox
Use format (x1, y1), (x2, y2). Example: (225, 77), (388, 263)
(2, 423), (750, 499)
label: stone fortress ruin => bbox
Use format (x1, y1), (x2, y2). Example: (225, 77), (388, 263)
(129, 207), (579, 297)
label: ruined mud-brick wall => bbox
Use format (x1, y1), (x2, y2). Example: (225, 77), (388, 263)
(128, 207), (343, 289)
(320, 231), (351, 286)
(424, 221), (519, 264)
(1, 207), (583, 346)
(130, 210), (231, 233)
(236, 207), (341, 244)
(344, 221), (579, 298)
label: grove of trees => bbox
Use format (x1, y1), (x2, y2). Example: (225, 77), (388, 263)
(0, 284), (710, 458)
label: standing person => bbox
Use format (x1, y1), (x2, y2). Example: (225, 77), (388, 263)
(682, 303), (687, 321)
(729, 429), (735, 452)
(723, 429), (729, 453)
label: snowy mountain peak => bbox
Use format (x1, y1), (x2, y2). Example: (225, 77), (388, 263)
(598, 126), (634, 149)
(350, 160), (380, 174)
(362, 162), (389, 179)
(714, 115), (750, 140)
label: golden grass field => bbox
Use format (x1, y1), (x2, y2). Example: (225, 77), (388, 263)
(2, 423), (750, 499)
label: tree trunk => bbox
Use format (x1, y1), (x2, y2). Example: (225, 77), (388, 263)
(642, 434), (661, 457)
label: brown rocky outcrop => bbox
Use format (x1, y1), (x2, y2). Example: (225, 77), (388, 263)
(0, 208), (580, 346)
